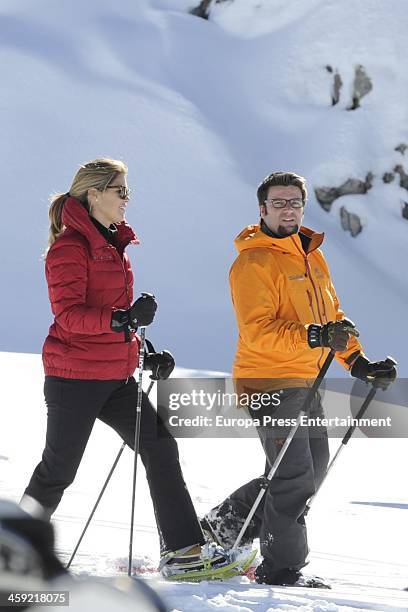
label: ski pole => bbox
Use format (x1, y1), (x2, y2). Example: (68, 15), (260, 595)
(304, 355), (397, 515)
(66, 378), (154, 570)
(128, 326), (147, 576)
(232, 348), (336, 552)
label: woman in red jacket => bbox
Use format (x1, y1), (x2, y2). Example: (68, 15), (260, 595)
(20, 158), (226, 577)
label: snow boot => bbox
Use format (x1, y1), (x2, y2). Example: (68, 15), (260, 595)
(255, 564), (331, 589)
(200, 516), (223, 546)
(201, 506), (254, 550)
(19, 494), (55, 521)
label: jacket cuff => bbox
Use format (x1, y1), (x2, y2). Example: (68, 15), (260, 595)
(350, 355), (370, 379)
(345, 350), (363, 369)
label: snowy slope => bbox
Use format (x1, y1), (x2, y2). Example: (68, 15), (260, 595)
(1, 1), (407, 609)
(1, 353), (407, 611)
(0, 0), (407, 373)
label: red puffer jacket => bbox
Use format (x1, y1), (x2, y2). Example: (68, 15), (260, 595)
(42, 197), (140, 380)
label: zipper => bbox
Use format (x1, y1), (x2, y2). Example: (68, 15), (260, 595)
(306, 289), (317, 320)
(304, 257), (324, 321)
(306, 288), (324, 370)
(291, 239), (325, 323)
(305, 258), (325, 370)
(319, 286), (328, 323)
(111, 246), (132, 378)
(291, 238), (325, 370)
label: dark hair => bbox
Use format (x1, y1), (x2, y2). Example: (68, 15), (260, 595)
(257, 171), (307, 206)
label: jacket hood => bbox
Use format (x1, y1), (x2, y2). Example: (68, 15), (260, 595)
(234, 223), (324, 256)
(61, 197), (139, 250)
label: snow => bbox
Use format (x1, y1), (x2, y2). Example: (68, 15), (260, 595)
(1, 353), (407, 611)
(1, 0), (407, 609)
(0, 0), (407, 373)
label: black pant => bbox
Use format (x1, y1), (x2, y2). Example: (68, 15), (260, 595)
(205, 388), (329, 572)
(25, 376), (204, 553)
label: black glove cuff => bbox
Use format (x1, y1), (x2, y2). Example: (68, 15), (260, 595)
(143, 353), (154, 372)
(350, 355), (370, 380)
(345, 350), (362, 367)
(307, 324), (323, 349)
(111, 309), (131, 332)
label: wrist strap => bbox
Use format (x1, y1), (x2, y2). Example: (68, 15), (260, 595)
(307, 324), (322, 348)
(145, 338), (156, 354)
(345, 350), (361, 367)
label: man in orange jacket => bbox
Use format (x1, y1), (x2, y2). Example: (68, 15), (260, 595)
(202, 171), (396, 587)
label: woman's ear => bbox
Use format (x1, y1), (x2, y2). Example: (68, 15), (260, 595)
(87, 187), (101, 210)
(259, 204), (266, 218)
(88, 187), (98, 200)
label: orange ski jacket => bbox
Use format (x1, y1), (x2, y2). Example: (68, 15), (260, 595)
(230, 223), (364, 384)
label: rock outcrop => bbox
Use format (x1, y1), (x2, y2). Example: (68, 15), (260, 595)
(394, 165), (408, 191)
(315, 173), (373, 211)
(326, 65), (343, 106)
(382, 172), (395, 184)
(190, 0), (213, 19)
(395, 143), (407, 155)
(347, 65), (373, 110)
(340, 206), (362, 237)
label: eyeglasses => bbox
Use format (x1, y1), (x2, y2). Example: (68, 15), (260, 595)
(265, 198), (305, 208)
(105, 185), (132, 200)
(264, 198), (304, 209)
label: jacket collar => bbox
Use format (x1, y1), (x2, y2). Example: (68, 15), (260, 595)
(90, 216), (118, 246)
(61, 197), (139, 250)
(235, 222), (324, 256)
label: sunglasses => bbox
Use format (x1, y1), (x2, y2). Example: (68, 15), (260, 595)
(105, 185), (132, 200)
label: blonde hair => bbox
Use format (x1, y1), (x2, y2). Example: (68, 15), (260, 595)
(47, 157), (128, 250)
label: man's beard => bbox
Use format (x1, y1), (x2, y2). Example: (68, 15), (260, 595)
(276, 224), (299, 237)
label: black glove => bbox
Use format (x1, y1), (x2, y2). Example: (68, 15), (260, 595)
(111, 293), (157, 333)
(128, 293), (157, 328)
(145, 350), (175, 380)
(350, 355), (397, 389)
(307, 318), (359, 352)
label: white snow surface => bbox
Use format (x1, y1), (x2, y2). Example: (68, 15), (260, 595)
(0, 0), (407, 373)
(1, 0), (408, 609)
(1, 353), (407, 611)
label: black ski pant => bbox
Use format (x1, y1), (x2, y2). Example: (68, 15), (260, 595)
(25, 376), (204, 553)
(205, 388), (329, 572)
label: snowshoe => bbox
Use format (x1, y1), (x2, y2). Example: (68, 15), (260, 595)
(161, 543), (256, 582)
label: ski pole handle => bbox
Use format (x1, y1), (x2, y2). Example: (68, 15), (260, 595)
(344, 356), (397, 444)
